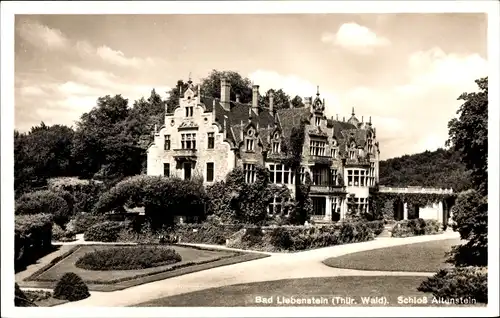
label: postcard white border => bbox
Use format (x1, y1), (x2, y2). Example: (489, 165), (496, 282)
(2, 1), (499, 317)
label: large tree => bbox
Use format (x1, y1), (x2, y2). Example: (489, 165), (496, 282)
(14, 123), (75, 196)
(200, 70), (253, 104)
(446, 77), (488, 195)
(259, 88), (291, 111)
(72, 95), (143, 182)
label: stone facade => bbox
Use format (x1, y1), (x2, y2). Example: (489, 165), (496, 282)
(147, 78), (382, 222)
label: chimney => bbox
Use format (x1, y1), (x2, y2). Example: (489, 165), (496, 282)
(368, 116), (372, 126)
(240, 120), (244, 140)
(221, 77), (231, 111)
(336, 114), (339, 120)
(362, 116), (364, 123)
(236, 93), (241, 103)
(269, 91), (274, 113)
(343, 116), (345, 122)
(248, 106), (252, 122)
(289, 100), (293, 109)
(252, 85), (259, 113)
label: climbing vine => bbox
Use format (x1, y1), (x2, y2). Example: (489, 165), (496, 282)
(368, 191), (457, 220)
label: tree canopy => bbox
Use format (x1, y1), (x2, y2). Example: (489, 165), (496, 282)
(446, 77), (488, 195)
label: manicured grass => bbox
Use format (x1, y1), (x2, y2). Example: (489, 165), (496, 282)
(23, 244), (269, 292)
(136, 276), (484, 307)
(323, 239), (463, 272)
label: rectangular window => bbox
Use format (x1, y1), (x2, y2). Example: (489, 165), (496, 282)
(347, 169), (353, 186)
(349, 150), (356, 159)
(315, 116), (321, 126)
(272, 141), (280, 153)
(185, 106), (193, 117)
(164, 135), (170, 150)
(243, 163), (256, 183)
(207, 133), (215, 149)
(330, 169), (338, 186)
(300, 167), (307, 183)
(331, 148), (337, 159)
(163, 163), (170, 177)
(310, 140), (326, 156)
(312, 197), (326, 216)
(268, 196), (283, 216)
(360, 170), (365, 186)
(354, 170), (359, 186)
(181, 133), (196, 149)
(268, 164), (292, 184)
(311, 167), (329, 186)
(206, 162), (214, 182)
(246, 138), (254, 151)
(183, 162), (191, 180)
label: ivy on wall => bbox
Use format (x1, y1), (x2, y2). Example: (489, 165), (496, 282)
(368, 191), (457, 220)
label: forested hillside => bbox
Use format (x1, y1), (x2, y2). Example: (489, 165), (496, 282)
(379, 148), (472, 192)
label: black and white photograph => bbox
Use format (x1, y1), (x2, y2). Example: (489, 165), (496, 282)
(1, 1), (499, 317)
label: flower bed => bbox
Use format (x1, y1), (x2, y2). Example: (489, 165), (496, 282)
(75, 246), (182, 270)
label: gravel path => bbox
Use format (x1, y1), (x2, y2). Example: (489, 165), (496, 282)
(54, 231), (459, 307)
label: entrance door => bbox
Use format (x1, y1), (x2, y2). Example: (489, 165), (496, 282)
(184, 162), (192, 180)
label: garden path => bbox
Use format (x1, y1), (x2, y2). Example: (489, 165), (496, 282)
(55, 231), (459, 307)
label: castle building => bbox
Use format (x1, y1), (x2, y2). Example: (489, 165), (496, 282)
(147, 78), (381, 222)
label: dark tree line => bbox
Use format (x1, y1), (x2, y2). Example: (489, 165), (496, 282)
(379, 148), (472, 192)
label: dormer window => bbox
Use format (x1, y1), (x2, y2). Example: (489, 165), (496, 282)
(246, 138), (254, 151)
(315, 116), (321, 126)
(185, 106), (193, 117)
(272, 132), (280, 154)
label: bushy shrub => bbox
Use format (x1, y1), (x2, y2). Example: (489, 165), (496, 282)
(418, 266), (487, 303)
(15, 214), (53, 270)
(75, 246), (182, 270)
(391, 218), (442, 238)
(365, 220), (385, 235)
(84, 221), (130, 242)
(448, 190), (487, 267)
(228, 222), (375, 252)
(15, 283), (37, 307)
(66, 213), (107, 235)
(52, 223), (65, 241)
(15, 190), (71, 226)
(94, 175), (207, 229)
(48, 177), (105, 213)
(53, 272), (90, 301)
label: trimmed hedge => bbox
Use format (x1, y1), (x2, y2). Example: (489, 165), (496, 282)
(391, 218), (442, 238)
(75, 246), (182, 270)
(15, 190), (71, 226)
(66, 213), (108, 235)
(15, 214), (53, 270)
(418, 266), (487, 303)
(53, 272), (90, 302)
(176, 223), (244, 245)
(84, 221), (131, 242)
(227, 222), (376, 252)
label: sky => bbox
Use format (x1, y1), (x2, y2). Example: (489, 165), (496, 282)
(14, 13), (488, 160)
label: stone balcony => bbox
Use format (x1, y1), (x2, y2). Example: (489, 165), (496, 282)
(310, 183), (346, 194)
(173, 148), (197, 161)
(308, 155), (333, 166)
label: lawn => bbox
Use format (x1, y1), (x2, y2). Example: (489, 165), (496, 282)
(323, 238), (463, 272)
(24, 244), (268, 292)
(136, 276), (484, 307)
